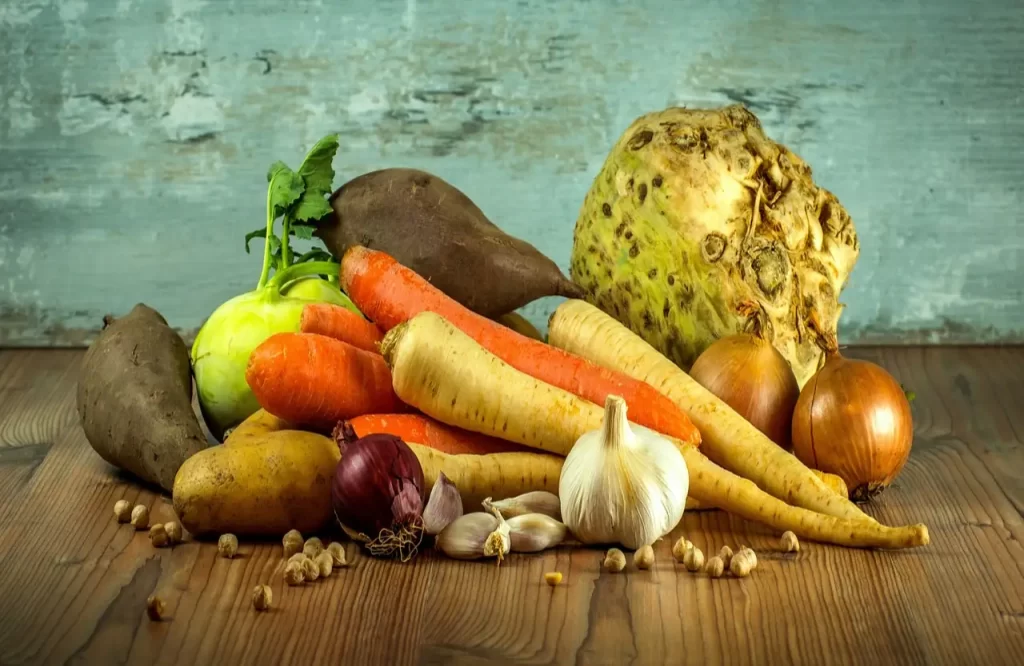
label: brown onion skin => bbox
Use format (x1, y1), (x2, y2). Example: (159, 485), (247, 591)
(791, 353), (913, 502)
(689, 333), (800, 450)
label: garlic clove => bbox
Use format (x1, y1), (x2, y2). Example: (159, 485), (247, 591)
(435, 512), (498, 560)
(489, 491), (561, 521)
(507, 513), (568, 552)
(482, 500), (511, 563)
(422, 472), (464, 536)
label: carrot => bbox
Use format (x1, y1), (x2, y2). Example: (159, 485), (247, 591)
(246, 332), (405, 430)
(346, 413), (531, 455)
(341, 245), (701, 446)
(300, 303), (384, 354)
(381, 312), (929, 549)
(547, 299), (877, 524)
(408, 443), (562, 510)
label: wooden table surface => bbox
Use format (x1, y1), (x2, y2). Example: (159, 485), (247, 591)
(0, 347), (1022, 666)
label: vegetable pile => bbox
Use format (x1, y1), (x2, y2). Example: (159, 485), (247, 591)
(78, 115), (931, 617)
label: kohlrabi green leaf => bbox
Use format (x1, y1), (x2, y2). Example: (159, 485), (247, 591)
(297, 134), (339, 198)
(267, 162), (305, 220)
(291, 223), (316, 240)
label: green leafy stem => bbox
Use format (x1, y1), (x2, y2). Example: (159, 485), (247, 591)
(247, 133), (341, 289)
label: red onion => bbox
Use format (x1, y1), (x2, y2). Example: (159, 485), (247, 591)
(331, 423), (425, 561)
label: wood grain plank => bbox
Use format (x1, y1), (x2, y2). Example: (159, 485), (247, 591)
(0, 347), (1022, 665)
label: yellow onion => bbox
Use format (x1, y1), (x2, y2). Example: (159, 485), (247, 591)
(689, 333), (800, 449)
(791, 345), (913, 502)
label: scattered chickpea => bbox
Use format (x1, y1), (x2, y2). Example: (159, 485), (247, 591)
(218, 533), (238, 558)
(282, 530), (304, 557)
(719, 545), (734, 568)
(780, 531), (800, 553)
(287, 552), (308, 567)
(730, 552), (754, 578)
(301, 557), (320, 582)
(284, 561), (305, 586)
(671, 537), (691, 563)
(315, 551), (333, 578)
(302, 537), (324, 559)
(130, 505), (149, 529)
(603, 548), (627, 573)
(149, 523), (170, 548)
(114, 500), (132, 523)
(327, 542), (348, 568)
(544, 572), (563, 586)
(252, 585), (272, 611)
(145, 594), (165, 621)
(683, 546), (705, 573)
(705, 556), (725, 578)
(738, 546), (758, 569)
(164, 522), (183, 545)
(634, 544), (655, 570)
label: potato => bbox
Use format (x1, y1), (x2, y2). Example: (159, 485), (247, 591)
(317, 168), (582, 317)
(172, 429), (340, 536)
(76, 303), (208, 492)
(223, 409), (291, 445)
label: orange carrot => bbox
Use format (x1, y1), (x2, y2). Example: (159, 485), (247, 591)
(341, 246), (701, 446)
(246, 332), (405, 430)
(300, 303), (385, 354)
(346, 413), (531, 455)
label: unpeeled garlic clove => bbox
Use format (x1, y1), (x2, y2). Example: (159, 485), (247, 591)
(481, 500), (511, 563)
(489, 491), (561, 521)
(423, 472), (464, 536)
(508, 513), (568, 552)
(435, 512), (498, 560)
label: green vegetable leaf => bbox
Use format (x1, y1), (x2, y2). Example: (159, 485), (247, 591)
(293, 134), (340, 223)
(297, 134), (339, 197)
(291, 223), (316, 241)
(294, 248), (335, 264)
(267, 162), (304, 220)
(243, 227), (267, 253)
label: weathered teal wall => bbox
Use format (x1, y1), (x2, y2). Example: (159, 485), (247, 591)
(1, 0), (1021, 346)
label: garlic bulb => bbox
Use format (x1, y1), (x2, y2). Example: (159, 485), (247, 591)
(559, 394), (689, 550)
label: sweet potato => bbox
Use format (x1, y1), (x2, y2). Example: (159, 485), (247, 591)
(317, 168), (582, 317)
(76, 303), (208, 492)
(172, 429), (340, 536)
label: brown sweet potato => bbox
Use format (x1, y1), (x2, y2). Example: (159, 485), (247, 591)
(317, 168), (582, 317)
(76, 303), (208, 492)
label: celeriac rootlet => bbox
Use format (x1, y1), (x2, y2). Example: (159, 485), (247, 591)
(380, 310), (929, 550)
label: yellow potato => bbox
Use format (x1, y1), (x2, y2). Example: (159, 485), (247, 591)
(172, 429), (339, 536)
(223, 409), (291, 445)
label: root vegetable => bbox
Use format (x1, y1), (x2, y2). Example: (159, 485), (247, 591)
(688, 331), (800, 450)
(792, 337), (914, 501)
(494, 312), (543, 341)
(319, 168), (582, 317)
(570, 105), (859, 389)
(224, 409), (292, 445)
(245, 332), (405, 431)
(382, 311), (929, 550)
(76, 304), (209, 492)
(342, 246), (700, 446)
(172, 429), (339, 536)
(300, 303), (384, 354)
(345, 413), (529, 455)
(547, 299), (875, 524)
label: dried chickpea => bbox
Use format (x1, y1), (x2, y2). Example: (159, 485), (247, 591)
(302, 537), (324, 559)
(218, 533), (238, 558)
(284, 561), (305, 586)
(634, 544), (655, 570)
(301, 557), (319, 582)
(146, 594), (165, 621)
(671, 537), (691, 563)
(164, 521), (183, 545)
(287, 552), (308, 567)
(780, 531), (800, 553)
(603, 548), (627, 573)
(705, 556), (725, 578)
(730, 552), (754, 578)
(130, 505), (149, 529)
(327, 542), (348, 568)
(719, 545), (734, 568)
(149, 523), (170, 548)
(252, 585), (272, 611)
(315, 551), (333, 578)
(114, 500), (132, 523)
(683, 546), (705, 573)
(282, 529), (303, 557)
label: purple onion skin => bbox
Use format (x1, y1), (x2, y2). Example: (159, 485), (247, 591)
(331, 426), (425, 538)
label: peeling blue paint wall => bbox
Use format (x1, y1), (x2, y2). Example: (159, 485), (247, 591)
(1, 0), (1022, 345)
